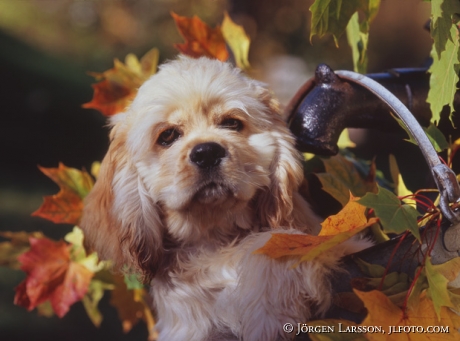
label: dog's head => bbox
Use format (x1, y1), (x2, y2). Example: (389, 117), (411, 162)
(81, 56), (317, 278)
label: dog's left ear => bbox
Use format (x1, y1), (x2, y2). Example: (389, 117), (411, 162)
(252, 85), (310, 230)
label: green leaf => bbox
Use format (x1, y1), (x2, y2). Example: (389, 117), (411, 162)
(407, 268), (428, 311)
(310, 0), (359, 45)
(390, 113), (449, 152)
(357, 185), (421, 240)
(310, 0), (380, 47)
(425, 257), (454, 320)
(425, 123), (449, 152)
(346, 12), (368, 73)
(430, 0), (460, 58)
(354, 258), (386, 277)
(427, 24), (460, 125)
(124, 273), (144, 290)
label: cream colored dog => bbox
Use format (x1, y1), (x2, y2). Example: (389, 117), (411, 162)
(81, 56), (370, 341)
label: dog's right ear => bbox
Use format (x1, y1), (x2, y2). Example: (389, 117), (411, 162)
(80, 121), (164, 281)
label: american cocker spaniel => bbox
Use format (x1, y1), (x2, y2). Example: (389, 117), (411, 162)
(81, 56), (370, 341)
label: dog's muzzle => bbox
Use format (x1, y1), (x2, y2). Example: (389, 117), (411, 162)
(190, 142), (226, 169)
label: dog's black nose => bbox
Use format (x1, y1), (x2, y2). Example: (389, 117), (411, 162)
(190, 142), (226, 169)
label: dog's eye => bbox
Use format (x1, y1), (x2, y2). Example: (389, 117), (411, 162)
(219, 118), (243, 131)
(158, 128), (181, 146)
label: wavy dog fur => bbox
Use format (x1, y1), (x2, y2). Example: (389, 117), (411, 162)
(81, 56), (371, 341)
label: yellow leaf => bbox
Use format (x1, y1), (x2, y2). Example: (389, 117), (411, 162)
(221, 12), (251, 70)
(319, 193), (367, 236)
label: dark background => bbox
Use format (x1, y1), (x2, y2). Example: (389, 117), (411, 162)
(0, 0), (433, 340)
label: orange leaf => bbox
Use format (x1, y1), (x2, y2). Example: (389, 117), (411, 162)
(171, 12), (229, 61)
(32, 189), (84, 225)
(255, 194), (376, 262)
(355, 289), (460, 340)
(83, 48), (159, 116)
(82, 79), (134, 117)
(14, 237), (93, 317)
(254, 233), (332, 259)
(32, 163), (94, 225)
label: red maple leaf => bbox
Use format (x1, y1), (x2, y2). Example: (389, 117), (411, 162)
(14, 237), (93, 317)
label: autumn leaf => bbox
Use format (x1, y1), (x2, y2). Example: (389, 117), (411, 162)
(83, 48), (159, 116)
(14, 237), (93, 318)
(171, 12), (228, 61)
(254, 233), (332, 259)
(32, 163), (94, 225)
(316, 154), (377, 206)
(0, 231), (44, 269)
(255, 195), (377, 262)
(358, 185), (421, 241)
(110, 274), (157, 341)
(221, 12), (250, 70)
(355, 289), (460, 340)
(319, 193), (368, 236)
(82, 279), (114, 327)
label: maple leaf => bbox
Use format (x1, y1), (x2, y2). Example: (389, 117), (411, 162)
(358, 185), (421, 241)
(427, 24), (460, 125)
(255, 194), (377, 262)
(310, 0), (380, 46)
(221, 12), (251, 70)
(425, 257), (455, 320)
(83, 48), (159, 116)
(391, 112), (449, 152)
(110, 274), (157, 341)
(14, 237), (93, 318)
(32, 163), (94, 225)
(408, 257), (460, 319)
(430, 0), (460, 58)
(0, 231), (44, 269)
(171, 12), (229, 61)
(82, 279), (114, 327)
(316, 154), (377, 206)
(356, 289), (460, 340)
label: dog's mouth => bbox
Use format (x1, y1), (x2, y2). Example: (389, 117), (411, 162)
(193, 181), (232, 204)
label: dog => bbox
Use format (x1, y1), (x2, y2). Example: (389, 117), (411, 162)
(80, 56), (371, 341)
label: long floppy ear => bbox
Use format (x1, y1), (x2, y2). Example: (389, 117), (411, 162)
(254, 87), (321, 232)
(80, 121), (164, 280)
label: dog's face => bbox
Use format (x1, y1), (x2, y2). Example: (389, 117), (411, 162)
(81, 56), (313, 277)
